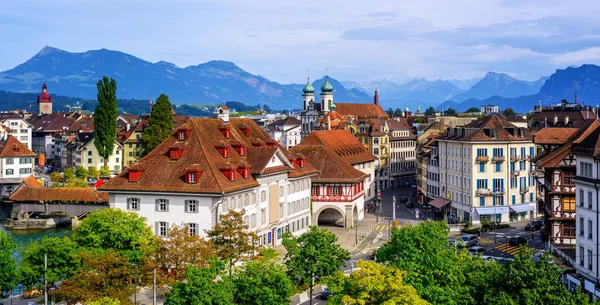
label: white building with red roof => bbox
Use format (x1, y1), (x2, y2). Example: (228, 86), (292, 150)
(101, 108), (318, 246)
(0, 133), (36, 198)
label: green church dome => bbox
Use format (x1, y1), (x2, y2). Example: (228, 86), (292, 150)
(321, 76), (333, 93)
(302, 77), (315, 94)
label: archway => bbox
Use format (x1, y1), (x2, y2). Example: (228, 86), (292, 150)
(315, 206), (345, 228)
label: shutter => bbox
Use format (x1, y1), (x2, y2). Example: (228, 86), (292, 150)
(166, 199), (169, 212)
(155, 199), (159, 211)
(126, 198), (130, 210)
(184, 200), (188, 213)
(155, 222), (159, 236)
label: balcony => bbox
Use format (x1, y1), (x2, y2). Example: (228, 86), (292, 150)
(476, 156), (489, 163)
(493, 188), (505, 195)
(476, 189), (492, 196)
(492, 155), (506, 162)
(511, 170), (520, 177)
(510, 155), (520, 162)
(520, 187), (528, 194)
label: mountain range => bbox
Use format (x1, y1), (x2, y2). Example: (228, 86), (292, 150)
(0, 46), (598, 113)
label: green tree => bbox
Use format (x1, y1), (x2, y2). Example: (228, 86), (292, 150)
(87, 167), (99, 179)
(376, 221), (473, 304)
(72, 209), (155, 263)
(165, 260), (234, 305)
(424, 106), (436, 116)
(503, 108), (516, 116)
(87, 297), (121, 305)
(326, 260), (428, 305)
(0, 231), (19, 293)
(49, 170), (62, 183)
(59, 250), (135, 305)
(232, 260), (292, 305)
(282, 226), (350, 305)
(143, 94), (174, 155)
(75, 166), (88, 179)
(465, 107), (479, 113)
(386, 108), (394, 117)
(94, 76), (118, 168)
(20, 237), (80, 283)
(100, 166), (111, 177)
(394, 108), (403, 117)
(444, 107), (458, 116)
(64, 167), (75, 181)
(206, 210), (258, 275)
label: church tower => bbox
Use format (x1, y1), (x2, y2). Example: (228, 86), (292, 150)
(320, 75), (333, 112)
(37, 83), (53, 115)
(302, 76), (315, 110)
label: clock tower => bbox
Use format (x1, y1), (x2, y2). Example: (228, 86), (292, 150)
(37, 83), (53, 115)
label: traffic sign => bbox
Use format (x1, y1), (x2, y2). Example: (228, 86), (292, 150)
(415, 208), (420, 219)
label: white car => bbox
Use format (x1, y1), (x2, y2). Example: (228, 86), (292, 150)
(459, 234), (479, 247)
(468, 246), (486, 256)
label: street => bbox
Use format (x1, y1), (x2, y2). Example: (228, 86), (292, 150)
(455, 225), (546, 259)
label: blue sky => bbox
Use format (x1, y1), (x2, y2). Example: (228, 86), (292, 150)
(2, 0), (600, 84)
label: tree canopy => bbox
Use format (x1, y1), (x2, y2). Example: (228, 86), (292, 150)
(206, 209), (258, 275)
(0, 231), (19, 292)
(326, 260), (428, 305)
(465, 107), (480, 113)
(72, 209), (155, 263)
(20, 236), (81, 283)
(424, 106), (436, 116)
(503, 108), (516, 116)
(143, 94), (174, 155)
(165, 260), (234, 305)
(93, 76), (118, 168)
(444, 107), (458, 116)
(232, 260), (292, 305)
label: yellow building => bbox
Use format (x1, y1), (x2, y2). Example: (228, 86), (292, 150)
(122, 120), (147, 168)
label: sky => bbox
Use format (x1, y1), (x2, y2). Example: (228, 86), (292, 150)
(2, 0), (600, 84)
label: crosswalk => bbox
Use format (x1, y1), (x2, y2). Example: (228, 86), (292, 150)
(478, 237), (494, 245)
(375, 225), (391, 231)
(494, 243), (523, 255)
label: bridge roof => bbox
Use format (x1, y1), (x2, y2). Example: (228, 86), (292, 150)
(9, 187), (108, 203)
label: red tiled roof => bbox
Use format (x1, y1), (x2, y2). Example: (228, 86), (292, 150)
(534, 120), (600, 168)
(22, 175), (44, 189)
(334, 103), (389, 119)
(443, 114), (532, 142)
(101, 118), (317, 194)
(0, 135), (35, 157)
(534, 128), (579, 145)
(9, 187), (108, 203)
(290, 145), (367, 183)
(299, 130), (377, 165)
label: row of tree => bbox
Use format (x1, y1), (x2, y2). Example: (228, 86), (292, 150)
(385, 106), (518, 117)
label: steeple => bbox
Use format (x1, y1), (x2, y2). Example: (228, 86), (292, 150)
(302, 76), (315, 111)
(320, 72), (334, 112)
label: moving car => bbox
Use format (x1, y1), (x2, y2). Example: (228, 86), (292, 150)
(319, 286), (331, 300)
(458, 234), (479, 247)
(525, 220), (544, 231)
(468, 246), (486, 256)
(508, 236), (528, 246)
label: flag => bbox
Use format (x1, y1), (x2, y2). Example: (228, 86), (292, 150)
(93, 178), (103, 189)
(149, 100), (153, 106)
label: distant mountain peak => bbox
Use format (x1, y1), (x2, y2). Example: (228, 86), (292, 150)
(197, 60), (241, 70)
(35, 46), (65, 57)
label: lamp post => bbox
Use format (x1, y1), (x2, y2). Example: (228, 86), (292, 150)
(153, 268), (157, 305)
(44, 254), (48, 305)
(131, 263), (137, 305)
(384, 217), (393, 239)
(49, 287), (55, 305)
(354, 220), (358, 246)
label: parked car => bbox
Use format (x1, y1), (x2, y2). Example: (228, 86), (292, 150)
(459, 234), (479, 247)
(400, 196), (409, 203)
(405, 201), (415, 208)
(448, 238), (458, 248)
(468, 246), (486, 256)
(319, 286), (331, 300)
(508, 236), (528, 246)
(525, 220), (544, 231)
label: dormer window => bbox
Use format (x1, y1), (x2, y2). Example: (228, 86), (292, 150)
(236, 162), (251, 179)
(266, 139), (277, 148)
(178, 131), (185, 140)
(127, 165), (145, 182)
(219, 124), (231, 139)
(169, 142), (185, 160)
(177, 127), (191, 141)
(188, 172), (198, 183)
(218, 163), (237, 181)
(185, 164), (203, 184)
(240, 124), (250, 138)
(231, 141), (246, 156)
(215, 142), (229, 158)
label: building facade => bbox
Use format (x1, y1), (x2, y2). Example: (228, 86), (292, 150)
(0, 133), (36, 198)
(265, 117), (302, 149)
(0, 112), (33, 150)
(101, 109), (319, 247)
(437, 114), (537, 224)
(75, 135), (124, 174)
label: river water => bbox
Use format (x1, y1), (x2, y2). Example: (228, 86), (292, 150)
(0, 225), (72, 260)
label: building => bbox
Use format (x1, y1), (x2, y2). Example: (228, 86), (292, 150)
(296, 130), (377, 203)
(28, 112), (85, 165)
(37, 83), (53, 115)
(387, 119), (417, 188)
(437, 114), (536, 224)
(291, 141), (366, 228)
(481, 104), (499, 114)
(74, 133), (123, 174)
(533, 120), (599, 248)
(0, 112), (33, 149)
(121, 119), (147, 168)
(0, 133), (36, 198)
(416, 135), (439, 204)
(100, 108), (319, 247)
(572, 124), (600, 297)
(265, 117), (302, 149)
(529, 101), (593, 134)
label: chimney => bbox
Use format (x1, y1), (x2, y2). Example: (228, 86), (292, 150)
(215, 105), (230, 123)
(374, 90), (379, 106)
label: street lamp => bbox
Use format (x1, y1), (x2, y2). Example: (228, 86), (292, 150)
(48, 287), (56, 305)
(131, 263), (137, 305)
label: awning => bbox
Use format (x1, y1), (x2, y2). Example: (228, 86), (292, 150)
(429, 198), (450, 209)
(509, 204), (535, 213)
(475, 207), (510, 215)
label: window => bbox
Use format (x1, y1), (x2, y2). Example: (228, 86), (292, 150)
(563, 223), (576, 238)
(374, 138), (379, 144)
(493, 148), (503, 156)
(88, 151), (92, 156)
(6, 158), (13, 165)
(479, 197), (485, 206)
(312, 186), (319, 195)
(20, 136), (27, 141)
(589, 191), (593, 209)
(511, 178), (517, 189)
(580, 246), (585, 266)
(589, 220), (593, 239)
(189, 172), (197, 183)
(157, 222), (168, 237)
(479, 163), (485, 173)
(495, 162), (501, 172)
(261, 209), (266, 225)
(581, 162), (593, 177)
(127, 198), (140, 211)
(476, 148), (488, 157)
(261, 190), (266, 202)
(512, 194), (516, 205)
(520, 147), (526, 158)
(580, 189), (584, 207)
(530, 192), (533, 203)
(185, 200), (198, 213)
(88, 158), (92, 163)
(189, 223), (197, 236)
(116, 150), (120, 155)
(563, 170), (575, 185)
(5, 169), (13, 175)
(476, 179), (488, 189)
(19, 168), (32, 174)
(563, 197), (576, 212)
(279, 203), (284, 218)
(156, 199), (169, 212)
(492, 179), (504, 192)
(493, 196), (504, 206)
(580, 217), (584, 236)
(529, 147), (534, 159)
(374, 148), (379, 155)
(589, 249), (594, 270)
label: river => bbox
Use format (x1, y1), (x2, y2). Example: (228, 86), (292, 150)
(0, 225), (72, 260)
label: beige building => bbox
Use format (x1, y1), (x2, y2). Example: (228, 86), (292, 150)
(436, 114), (536, 225)
(75, 135), (124, 174)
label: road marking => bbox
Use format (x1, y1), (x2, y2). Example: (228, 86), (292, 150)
(478, 237), (494, 245)
(494, 244), (523, 255)
(375, 225), (390, 231)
